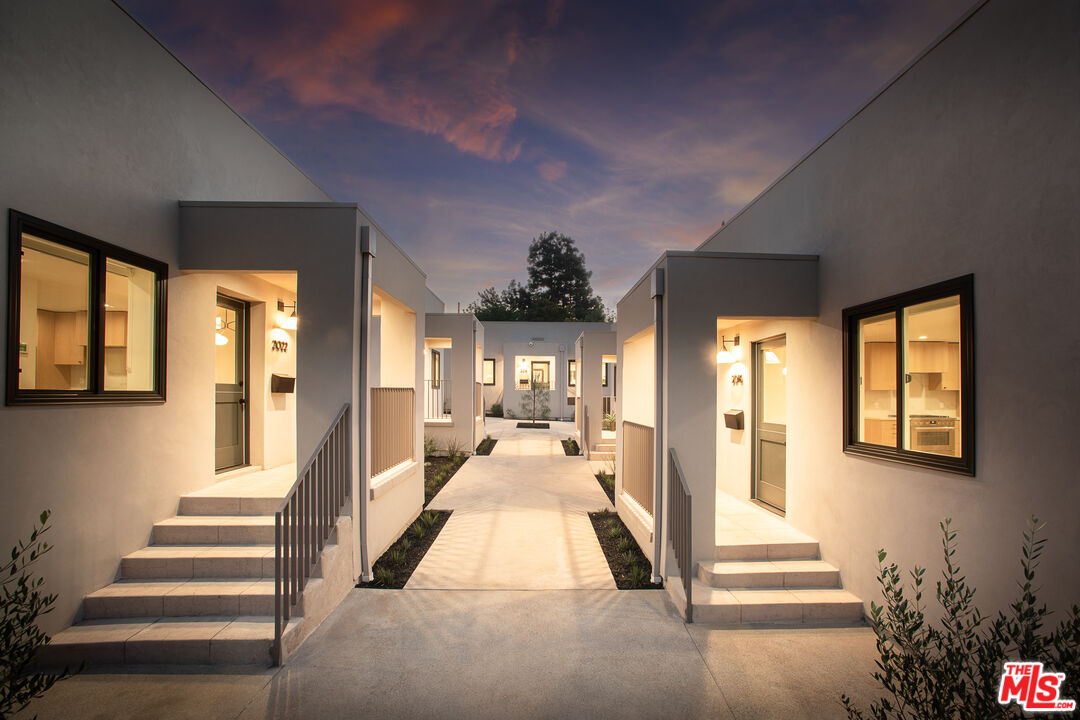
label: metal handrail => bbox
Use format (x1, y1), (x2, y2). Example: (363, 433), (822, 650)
(274, 403), (351, 665)
(669, 448), (693, 622)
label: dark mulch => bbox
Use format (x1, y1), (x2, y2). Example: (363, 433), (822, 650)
(356, 510), (452, 589)
(424, 454), (467, 506)
(475, 437), (498, 455)
(594, 472), (615, 505)
(516, 422), (550, 429)
(588, 510), (663, 590)
(561, 438), (581, 456)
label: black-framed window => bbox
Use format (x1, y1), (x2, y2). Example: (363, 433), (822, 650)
(842, 274), (974, 475)
(431, 349), (441, 389)
(567, 359), (576, 387)
(601, 362), (608, 387)
(7, 211), (167, 404)
(482, 358), (495, 385)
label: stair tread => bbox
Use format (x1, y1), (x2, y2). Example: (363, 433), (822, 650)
(156, 516), (275, 526)
(125, 545), (274, 559)
(49, 615), (297, 645)
(700, 559), (838, 574)
(691, 579), (861, 606)
(86, 579), (276, 598)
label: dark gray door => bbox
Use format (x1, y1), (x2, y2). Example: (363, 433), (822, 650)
(753, 336), (787, 512)
(215, 295), (248, 471)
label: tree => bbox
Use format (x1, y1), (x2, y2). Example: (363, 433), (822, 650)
(519, 377), (551, 424)
(467, 232), (611, 322)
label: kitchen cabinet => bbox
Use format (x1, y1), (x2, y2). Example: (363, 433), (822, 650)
(907, 341), (948, 373)
(105, 311), (127, 347)
(863, 418), (897, 446)
(53, 311), (87, 365)
(863, 342), (896, 391)
(939, 343), (961, 390)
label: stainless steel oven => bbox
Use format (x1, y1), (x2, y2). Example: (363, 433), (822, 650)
(910, 415), (958, 456)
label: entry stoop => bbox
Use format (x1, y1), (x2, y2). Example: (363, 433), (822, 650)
(590, 442), (616, 460)
(667, 493), (864, 626)
(38, 466), (352, 667)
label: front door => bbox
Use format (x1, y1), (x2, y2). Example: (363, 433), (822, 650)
(753, 335), (787, 512)
(215, 295), (248, 471)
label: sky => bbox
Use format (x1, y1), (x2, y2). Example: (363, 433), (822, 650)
(121, 0), (973, 312)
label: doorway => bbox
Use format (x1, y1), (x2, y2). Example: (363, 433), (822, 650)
(215, 294), (248, 472)
(752, 335), (787, 513)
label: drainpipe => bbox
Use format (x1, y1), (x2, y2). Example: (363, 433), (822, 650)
(472, 319), (478, 448)
(358, 226), (376, 582)
(650, 268), (665, 584)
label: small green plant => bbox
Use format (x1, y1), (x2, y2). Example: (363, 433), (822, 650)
(398, 537), (412, 553)
(1, 510), (79, 719)
(519, 378), (550, 424)
(620, 550), (637, 567)
(420, 510), (439, 528)
(602, 412), (616, 431)
(617, 536), (634, 553)
(607, 524), (623, 539)
(386, 549), (406, 567)
(629, 565), (650, 588)
(842, 516), (1080, 720)
(505, 408), (516, 419)
(489, 402), (503, 417)
(373, 566), (396, 587)
(423, 434), (438, 458)
(409, 522), (427, 540)
(445, 437), (465, 462)
(597, 508), (612, 519)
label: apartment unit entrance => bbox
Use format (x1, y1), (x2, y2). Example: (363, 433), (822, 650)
(215, 294), (248, 471)
(752, 335), (787, 512)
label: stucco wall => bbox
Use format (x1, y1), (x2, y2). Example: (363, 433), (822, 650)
(576, 330), (616, 454)
(424, 313), (484, 454)
(696, 0), (1080, 614)
(0, 0), (331, 632)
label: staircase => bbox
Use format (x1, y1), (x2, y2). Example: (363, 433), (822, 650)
(40, 466), (330, 667)
(669, 494), (864, 625)
(590, 442), (615, 460)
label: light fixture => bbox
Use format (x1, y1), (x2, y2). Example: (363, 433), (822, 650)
(277, 300), (298, 330)
(732, 334), (743, 361)
(215, 314), (231, 346)
(215, 332), (229, 346)
(782, 367), (787, 376)
(731, 361), (746, 385)
(764, 350), (780, 365)
(716, 335), (734, 364)
(919, 335), (928, 340)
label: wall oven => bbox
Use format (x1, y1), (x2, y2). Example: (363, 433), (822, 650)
(910, 415), (958, 456)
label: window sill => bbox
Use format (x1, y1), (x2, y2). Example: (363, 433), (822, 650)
(370, 459), (418, 500)
(424, 418), (453, 427)
(844, 443), (974, 476)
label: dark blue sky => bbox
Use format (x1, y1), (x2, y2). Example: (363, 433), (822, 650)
(122, 0), (973, 311)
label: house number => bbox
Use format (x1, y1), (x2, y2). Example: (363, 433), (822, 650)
(272, 340), (288, 353)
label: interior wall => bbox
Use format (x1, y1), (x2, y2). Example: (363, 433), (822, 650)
(620, 328), (655, 427)
(374, 288), (417, 388)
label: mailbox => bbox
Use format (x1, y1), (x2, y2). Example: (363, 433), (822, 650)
(723, 409), (744, 430)
(271, 374), (295, 394)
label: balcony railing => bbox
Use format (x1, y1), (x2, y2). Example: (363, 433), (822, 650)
(423, 379), (450, 420)
(274, 403), (350, 664)
(622, 420), (654, 515)
(372, 387), (415, 476)
(669, 448), (693, 622)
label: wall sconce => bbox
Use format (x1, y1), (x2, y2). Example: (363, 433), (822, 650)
(716, 335), (733, 364)
(731, 361), (746, 385)
(277, 300), (299, 330)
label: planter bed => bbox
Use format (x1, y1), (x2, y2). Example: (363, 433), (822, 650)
(474, 437), (498, 455)
(594, 471), (615, 505)
(588, 510), (663, 590)
(357, 510), (452, 589)
(516, 422), (549, 429)
(561, 437), (580, 456)
(424, 454), (467, 505)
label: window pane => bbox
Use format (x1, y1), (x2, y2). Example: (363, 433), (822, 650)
(215, 306), (237, 384)
(857, 312), (896, 446)
(903, 295), (961, 456)
(568, 359), (576, 387)
(483, 359), (494, 385)
(104, 258), (157, 391)
(18, 234), (90, 390)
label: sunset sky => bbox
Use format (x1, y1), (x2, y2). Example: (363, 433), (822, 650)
(121, 0), (973, 311)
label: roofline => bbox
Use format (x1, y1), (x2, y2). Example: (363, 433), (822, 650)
(112, 1), (336, 203)
(617, 250), (819, 307)
(695, 0), (991, 250)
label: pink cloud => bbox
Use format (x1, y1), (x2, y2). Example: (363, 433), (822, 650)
(537, 159), (567, 181)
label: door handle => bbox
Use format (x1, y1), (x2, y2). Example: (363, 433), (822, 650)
(238, 398), (246, 406)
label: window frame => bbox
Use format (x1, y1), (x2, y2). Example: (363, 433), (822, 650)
(842, 274), (975, 476)
(601, 362), (608, 387)
(430, 349), (441, 390)
(6, 210), (168, 405)
(482, 358), (495, 386)
(567, 359), (576, 388)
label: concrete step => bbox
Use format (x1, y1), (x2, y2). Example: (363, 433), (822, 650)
(36, 615), (300, 667)
(714, 539), (819, 562)
(121, 545), (275, 579)
(689, 579), (864, 625)
(589, 452), (615, 460)
(594, 443), (615, 451)
(153, 515), (276, 545)
(697, 559), (840, 589)
(81, 578), (304, 618)
(178, 495), (281, 516)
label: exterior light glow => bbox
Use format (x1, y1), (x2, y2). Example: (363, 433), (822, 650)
(764, 350), (780, 365)
(281, 312), (298, 330)
(215, 332), (229, 346)
(716, 335), (734, 363)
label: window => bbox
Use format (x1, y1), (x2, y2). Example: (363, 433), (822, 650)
(567, 359), (577, 387)
(483, 358), (495, 385)
(843, 274), (974, 475)
(7, 211), (167, 404)
(601, 362), (608, 387)
(430, 349), (441, 389)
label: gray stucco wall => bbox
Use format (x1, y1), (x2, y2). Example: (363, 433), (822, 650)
(0, 0), (333, 631)
(695, 0), (1079, 614)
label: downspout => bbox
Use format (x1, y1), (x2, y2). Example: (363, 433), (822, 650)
(651, 268), (665, 584)
(358, 226), (376, 582)
(472, 319), (478, 448)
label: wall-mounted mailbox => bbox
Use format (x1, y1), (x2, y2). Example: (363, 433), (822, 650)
(271, 374), (295, 394)
(723, 409), (744, 430)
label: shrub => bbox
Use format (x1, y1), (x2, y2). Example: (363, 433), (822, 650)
(1, 510), (79, 719)
(423, 435), (438, 458)
(420, 510), (439, 528)
(409, 522), (427, 540)
(445, 437), (465, 462)
(620, 550), (637, 567)
(629, 565), (651, 588)
(505, 408), (516, 419)
(842, 517), (1080, 720)
(373, 567), (396, 587)
(617, 536), (634, 553)
(386, 549), (406, 567)
(519, 380), (550, 423)
(602, 412), (616, 431)
(489, 402), (503, 417)
(399, 537), (412, 553)
(597, 508), (612, 519)
(607, 524), (623, 539)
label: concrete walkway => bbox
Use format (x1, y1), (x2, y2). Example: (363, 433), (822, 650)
(407, 418), (616, 589)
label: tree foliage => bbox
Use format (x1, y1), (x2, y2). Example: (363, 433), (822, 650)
(467, 232), (611, 322)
